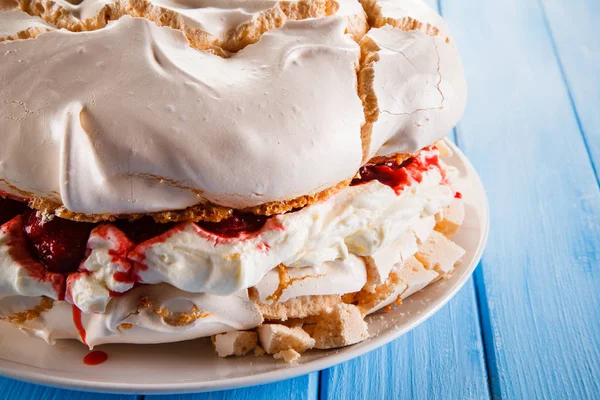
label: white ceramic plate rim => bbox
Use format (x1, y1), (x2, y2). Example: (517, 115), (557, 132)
(0, 140), (489, 394)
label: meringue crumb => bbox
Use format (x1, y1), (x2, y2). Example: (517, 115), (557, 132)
(274, 348), (301, 363)
(257, 324), (315, 355)
(212, 331), (258, 358)
(434, 198), (464, 238)
(309, 304), (369, 349)
(415, 230), (465, 274)
(253, 345), (266, 357)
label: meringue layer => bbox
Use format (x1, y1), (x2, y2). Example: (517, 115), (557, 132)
(4, 285), (263, 346)
(0, 0), (466, 216)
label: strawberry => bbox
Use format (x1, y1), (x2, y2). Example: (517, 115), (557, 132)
(22, 209), (95, 274)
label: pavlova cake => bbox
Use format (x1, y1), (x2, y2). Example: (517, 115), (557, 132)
(0, 0), (467, 362)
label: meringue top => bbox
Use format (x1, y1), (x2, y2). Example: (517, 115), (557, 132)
(0, 0), (466, 215)
(361, 0), (451, 39)
(0, 9), (55, 39)
(0, 15), (364, 212)
(49, 0), (309, 35)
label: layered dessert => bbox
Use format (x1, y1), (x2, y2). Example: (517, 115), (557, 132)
(0, 0), (467, 361)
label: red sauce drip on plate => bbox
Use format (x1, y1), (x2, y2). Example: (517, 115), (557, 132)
(83, 351), (108, 366)
(352, 147), (445, 194)
(72, 305), (86, 345)
(455, 192), (463, 199)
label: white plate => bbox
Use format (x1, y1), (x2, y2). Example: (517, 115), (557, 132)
(0, 141), (489, 394)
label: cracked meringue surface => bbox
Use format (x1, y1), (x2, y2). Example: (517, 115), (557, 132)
(0, 0), (465, 216)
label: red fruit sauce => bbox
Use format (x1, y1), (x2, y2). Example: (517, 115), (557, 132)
(197, 213), (268, 238)
(351, 147), (444, 194)
(0, 198), (28, 225)
(4, 216), (66, 299)
(72, 305), (86, 345)
(83, 351), (108, 366)
(113, 217), (176, 244)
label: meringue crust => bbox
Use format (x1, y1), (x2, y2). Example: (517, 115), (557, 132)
(0, 0), (466, 221)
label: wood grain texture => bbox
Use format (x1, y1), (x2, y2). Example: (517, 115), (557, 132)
(442, 0), (600, 398)
(320, 279), (490, 400)
(148, 373), (318, 400)
(539, 0), (600, 184)
(0, 378), (141, 400)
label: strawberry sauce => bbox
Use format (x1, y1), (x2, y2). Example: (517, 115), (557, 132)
(83, 351), (108, 366)
(0, 198), (28, 225)
(3, 216), (66, 300)
(352, 147), (445, 194)
(197, 213), (268, 238)
(72, 305), (86, 345)
(113, 217), (175, 244)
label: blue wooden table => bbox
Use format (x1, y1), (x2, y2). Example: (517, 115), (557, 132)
(1, 0), (599, 398)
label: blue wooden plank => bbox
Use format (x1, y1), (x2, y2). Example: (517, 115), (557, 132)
(149, 373), (318, 400)
(0, 377), (141, 400)
(539, 0), (600, 184)
(441, 0), (600, 398)
(320, 279), (489, 400)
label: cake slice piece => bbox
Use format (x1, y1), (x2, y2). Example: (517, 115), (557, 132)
(212, 331), (258, 358)
(415, 230), (465, 274)
(308, 303), (369, 349)
(257, 324), (315, 355)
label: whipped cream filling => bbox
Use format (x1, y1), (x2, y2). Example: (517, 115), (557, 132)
(365, 26), (467, 158)
(65, 225), (136, 313)
(0, 221), (452, 346)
